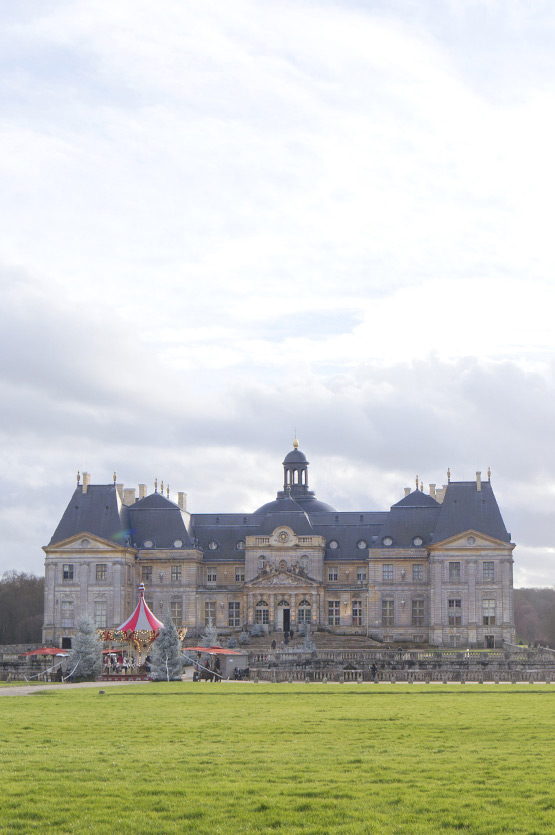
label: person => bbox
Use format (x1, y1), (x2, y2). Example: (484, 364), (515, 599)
(371, 663), (378, 680)
(271, 639), (276, 650)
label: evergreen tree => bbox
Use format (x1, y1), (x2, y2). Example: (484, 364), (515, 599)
(70, 616), (103, 679)
(150, 612), (183, 681)
(200, 619), (221, 647)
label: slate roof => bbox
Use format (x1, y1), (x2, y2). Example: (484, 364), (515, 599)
(392, 490), (440, 509)
(431, 481), (511, 544)
(127, 493), (194, 550)
(48, 450), (512, 557)
(49, 485), (131, 546)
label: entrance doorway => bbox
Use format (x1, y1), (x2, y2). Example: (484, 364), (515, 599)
(61, 637), (72, 649)
(485, 635), (495, 649)
(283, 608), (291, 634)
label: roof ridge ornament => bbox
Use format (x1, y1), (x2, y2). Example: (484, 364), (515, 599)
(447, 467), (451, 483)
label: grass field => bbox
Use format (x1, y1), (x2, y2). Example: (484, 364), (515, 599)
(1, 683), (554, 834)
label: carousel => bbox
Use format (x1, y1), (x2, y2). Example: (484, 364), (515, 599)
(100, 583), (184, 678)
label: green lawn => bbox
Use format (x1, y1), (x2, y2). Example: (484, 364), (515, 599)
(1, 683), (554, 834)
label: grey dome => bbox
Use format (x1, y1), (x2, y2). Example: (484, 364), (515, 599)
(283, 448), (308, 465)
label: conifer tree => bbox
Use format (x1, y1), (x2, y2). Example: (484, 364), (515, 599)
(150, 612), (183, 681)
(70, 616), (103, 679)
(200, 619), (221, 647)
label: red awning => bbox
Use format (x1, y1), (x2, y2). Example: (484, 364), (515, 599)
(182, 646), (245, 655)
(20, 648), (69, 657)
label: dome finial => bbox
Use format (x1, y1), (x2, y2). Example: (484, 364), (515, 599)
(293, 433), (299, 449)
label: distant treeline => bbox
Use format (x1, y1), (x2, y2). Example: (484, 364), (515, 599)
(514, 587), (555, 647)
(0, 572), (554, 647)
(0, 571), (44, 644)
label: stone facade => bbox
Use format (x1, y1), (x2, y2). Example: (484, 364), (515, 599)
(42, 443), (515, 649)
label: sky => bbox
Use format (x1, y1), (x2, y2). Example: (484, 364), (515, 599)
(1, 0), (555, 586)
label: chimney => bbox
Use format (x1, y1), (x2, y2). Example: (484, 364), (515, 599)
(115, 482), (124, 500)
(435, 486), (446, 504)
(138, 484), (147, 500)
(123, 487), (136, 506)
(178, 491), (187, 510)
(82, 472), (91, 494)
(476, 471), (482, 492)
(429, 483), (436, 499)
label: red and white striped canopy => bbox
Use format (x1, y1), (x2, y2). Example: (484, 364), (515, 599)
(118, 583), (164, 635)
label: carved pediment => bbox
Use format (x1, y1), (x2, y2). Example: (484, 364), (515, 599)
(44, 532), (129, 553)
(430, 529), (514, 551)
(247, 569), (319, 588)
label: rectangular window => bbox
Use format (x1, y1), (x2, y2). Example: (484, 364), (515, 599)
(62, 564), (74, 581)
(235, 567), (245, 583)
(205, 601), (216, 626)
(412, 599), (424, 627)
(412, 564), (424, 582)
(483, 562), (494, 581)
(352, 601), (362, 627)
(141, 565), (152, 582)
(207, 569), (217, 584)
(95, 564), (107, 582)
(94, 601), (107, 628)
(449, 562), (461, 582)
(382, 599), (394, 627)
(328, 600), (340, 626)
(171, 565), (182, 584)
(382, 564), (393, 582)
(170, 601), (183, 627)
(145, 599), (154, 612)
(328, 567), (338, 582)
(448, 598), (462, 626)
(482, 598), (496, 626)
(61, 600), (74, 628)
(228, 601), (241, 627)
(357, 568), (367, 582)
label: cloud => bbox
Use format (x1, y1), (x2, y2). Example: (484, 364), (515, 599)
(2, 2), (555, 587)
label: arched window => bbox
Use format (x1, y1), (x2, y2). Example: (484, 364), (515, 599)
(300, 555), (309, 572)
(257, 556), (267, 571)
(298, 599), (312, 624)
(255, 600), (269, 624)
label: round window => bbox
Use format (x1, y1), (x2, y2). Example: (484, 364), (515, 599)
(467, 536), (476, 545)
(357, 540), (367, 550)
(329, 540), (339, 549)
(412, 536), (423, 547)
(208, 540), (219, 550)
(143, 539), (154, 548)
(382, 537), (393, 546)
(80, 538), (90, 548)
(173, 539), (183, 548)
(236, 540), (245, 550)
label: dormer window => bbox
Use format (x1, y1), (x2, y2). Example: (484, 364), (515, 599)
(382, 537), (393, 547)
(208, 540), (219, 550)
(143, 539), (154, 549)
(329, 540), (339, 550)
